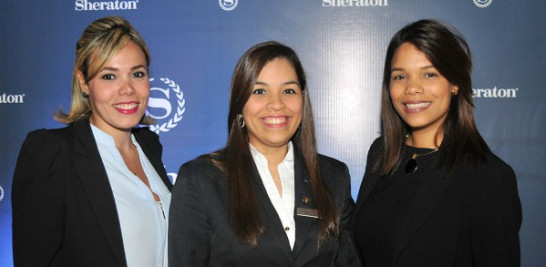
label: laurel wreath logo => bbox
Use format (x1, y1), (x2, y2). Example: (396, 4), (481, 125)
(219, 0), (238, 11)
(0, 185), (4, 202)
(149, 77), (185, 134)
(473, 0), (492, 8)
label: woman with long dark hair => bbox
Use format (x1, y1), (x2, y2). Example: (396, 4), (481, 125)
(169, 41), (360, 266)
(352, 19), (521, 266)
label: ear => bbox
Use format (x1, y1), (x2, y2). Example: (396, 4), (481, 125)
(451, 85), (459, 96)
(77, 71), (89, 94)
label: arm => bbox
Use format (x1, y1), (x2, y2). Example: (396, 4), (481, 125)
(472, 161), (522, 266)
(168, 160), (212, 267)
(11, 130), (66, 266)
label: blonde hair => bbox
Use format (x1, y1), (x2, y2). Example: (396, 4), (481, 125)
(54, 16), (151, 124)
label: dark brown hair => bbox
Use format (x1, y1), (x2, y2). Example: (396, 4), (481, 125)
(378, 19), (490, 175)
(207, 41), (339, 247)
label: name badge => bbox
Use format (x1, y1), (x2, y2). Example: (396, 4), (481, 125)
(296, 207), (319, 218)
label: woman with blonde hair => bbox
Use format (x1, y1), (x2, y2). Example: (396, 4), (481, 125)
(12, 16), (172, 267)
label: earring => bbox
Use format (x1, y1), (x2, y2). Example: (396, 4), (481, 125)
(82, 92), (89, 98)
(237, 114), (245, 128)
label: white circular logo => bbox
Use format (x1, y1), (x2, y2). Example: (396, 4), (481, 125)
(473, 0), (493, 8)
(147, 77), (186, 134)
(219, 0), (238, 11)
(0, 185), (4, 202)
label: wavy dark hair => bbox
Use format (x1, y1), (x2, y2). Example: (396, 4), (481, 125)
(377, 19), (490, 175)
(206, 41), (339, 247)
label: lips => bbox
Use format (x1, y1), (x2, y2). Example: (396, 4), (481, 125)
(262, 116), (289, 127)
(113, 102), (139, 115)
(403, 101), (431, 113)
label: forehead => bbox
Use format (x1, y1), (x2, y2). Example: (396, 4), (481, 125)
(257, 58), (297, 79)
(391, 42), (432, 67)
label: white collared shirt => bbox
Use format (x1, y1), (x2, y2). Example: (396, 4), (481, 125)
(91, 124), (171, 267)
(250, 142), (296, 250)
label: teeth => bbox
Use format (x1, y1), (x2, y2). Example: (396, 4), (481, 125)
(264, 117), (286, 124)
(114, 103), (137, 110)
(405, 102), (430, 109)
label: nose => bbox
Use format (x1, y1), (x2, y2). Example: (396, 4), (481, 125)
(405, 77), (423, 95)
(267, 92), (285, 110)
(119, 79), (135, 95)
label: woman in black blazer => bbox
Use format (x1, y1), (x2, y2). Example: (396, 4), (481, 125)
(352, 19), (522, 266)
(169, 41), (360, 266)
(12, 16), (172, 267)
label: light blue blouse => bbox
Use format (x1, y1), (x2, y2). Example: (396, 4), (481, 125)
(91, 125), (171, 267)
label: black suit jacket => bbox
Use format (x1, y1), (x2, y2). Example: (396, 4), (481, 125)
(352, 138), (521, 267)
(169, 152), (360, 267)
(12, 118), (172, 267)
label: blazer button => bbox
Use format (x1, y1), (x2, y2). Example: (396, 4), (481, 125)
(284, 227), (290, 231)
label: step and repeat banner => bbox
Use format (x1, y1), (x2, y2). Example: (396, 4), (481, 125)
(1, 0), (544, 265)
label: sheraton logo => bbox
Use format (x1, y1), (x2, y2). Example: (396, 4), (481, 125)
(473, 0), (493, 8)
(146, 77), (186, 134)
(472, 86), (518, 98)
(322, 0), (388, 7)
(75, 0), (139, 11)
(0, 93), (25, 104)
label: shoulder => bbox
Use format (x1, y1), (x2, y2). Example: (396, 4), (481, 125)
(177, 154), (225, 182)
(368, 137), (383, 157)
(173, 155), (227, 196)
(318, 154), (349, 171)
(317, 154), (351, 186)
(464, 152), (516, 182)
(457, 151), (519, 200)
(21, 126), (72, 153)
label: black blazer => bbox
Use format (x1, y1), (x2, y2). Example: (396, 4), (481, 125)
(11, 118), (172, 267)
(352, 138), (522, 267)
(169, 152), (360, 267)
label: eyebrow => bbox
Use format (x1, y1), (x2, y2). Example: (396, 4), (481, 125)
(391, 65), (435, 72)
(254, 80), (300, 87)
(100, 64), (148, 72)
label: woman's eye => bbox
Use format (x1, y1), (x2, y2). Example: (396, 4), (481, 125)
(392, 74), (405, 80)
(102, 74), (115, 80)
(133, 71), (147, 78)
(252, 88), (266, 94)
(283, 88), (297, 94)
(425, 72), (438, 78)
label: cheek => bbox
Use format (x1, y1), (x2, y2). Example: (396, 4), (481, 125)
(138, 82), (151, 97)
(389, 85), (403, 100)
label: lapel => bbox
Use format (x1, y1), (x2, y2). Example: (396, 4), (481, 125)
(70, 119), (127, 266)
(251, 163), (294, 265)
(292, 155), (316, 259)
(133, 129), (172, 190)
(392, 166), (453, 263)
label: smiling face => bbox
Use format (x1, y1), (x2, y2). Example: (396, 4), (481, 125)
(242, 58), (303, 153)
(78, 41), (150, 136)
(389, 42), (458, 139)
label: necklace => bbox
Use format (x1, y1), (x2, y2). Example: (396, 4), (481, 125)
(404, 148), (439, 174)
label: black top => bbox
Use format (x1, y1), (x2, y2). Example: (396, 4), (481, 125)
(352, 137), (521, 267)
(354, 146), (438, 266)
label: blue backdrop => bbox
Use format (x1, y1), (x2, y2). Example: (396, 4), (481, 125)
(1, 0), (545, 266)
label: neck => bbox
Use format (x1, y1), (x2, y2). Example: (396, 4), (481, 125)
(407, 129), (443, 149)
(252, 143), (289, 167)
(90, 118), (133, 151)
